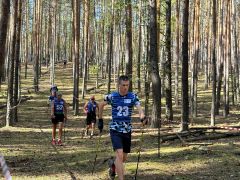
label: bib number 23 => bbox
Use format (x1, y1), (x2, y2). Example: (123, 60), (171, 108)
(117, 106), (129, 117)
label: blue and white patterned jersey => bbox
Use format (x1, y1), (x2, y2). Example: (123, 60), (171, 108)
(54, 99), (65, 114)
(104, 92), (140, 133)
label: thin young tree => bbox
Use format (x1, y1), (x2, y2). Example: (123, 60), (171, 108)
(137, 0), (142, 93)
(232, 0), (239, 104)
(34, 0), (41, 92)
(211, 0), (217, 126)
(223, 0), (230, 117)
(24, 0), (29, 79)
(72, 0), (80, 115)
(181, 0), (189, 131)
(175, 0), (180, 107)
(190, 0), (200, 118)
(81, 0), (90, 99)
(107, 0), (114, 94)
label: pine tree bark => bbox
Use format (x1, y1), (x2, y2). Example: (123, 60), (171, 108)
(174, 0), (180, 107)
(137, 0), (142, 93)
(50, 0), (57, 85)
(13, 0), (23, 122)
(107, 0), (114, 94)
(211, 0), (217, 126)
(0, 0), (10, 84)
(6, 0), (18, 126)
(125, 0), (133, 91)
(165, 0), (173, 121)
(24, 0), (29, 79)
(73, 0), (80, 115)
(149, 0), (161, 128)
(181, 0), (189, 131)
(223, 0), (230, 117)
(232, 0), (239, 104)
(81, 0), (90, 99)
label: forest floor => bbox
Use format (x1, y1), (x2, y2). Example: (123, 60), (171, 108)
(1, 63), (240, 180)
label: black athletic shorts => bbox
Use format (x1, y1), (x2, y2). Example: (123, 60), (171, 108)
(52, 114), (64, 124)
(110, 130), (131, 153)
(86, 112), (96, 125)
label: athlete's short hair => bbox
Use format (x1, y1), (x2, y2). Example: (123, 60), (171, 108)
(118, 75), (129, 84)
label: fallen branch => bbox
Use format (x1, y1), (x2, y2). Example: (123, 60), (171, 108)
(176, 133), (187, 146)
(132, 127), (174, 133)
(186, 131), (240, 142)
(187, 142), (213, 146)
(86, 82), (105, 92)
(0, 96), (32, 110)
(190, 126), (240, 131)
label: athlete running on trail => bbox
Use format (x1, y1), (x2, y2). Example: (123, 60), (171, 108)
(98, 75), (147, 180)
(83, 96), (99, 137)
(51, 92), (68, 146)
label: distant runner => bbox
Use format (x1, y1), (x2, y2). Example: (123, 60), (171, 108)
(83, 96), (99, 137)
(51, 92), (68, 146)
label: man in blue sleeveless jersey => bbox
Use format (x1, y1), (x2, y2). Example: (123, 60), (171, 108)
(99, 75), (147, 180)
(51, 92), (68, 146)
(83, 95), (99, 137)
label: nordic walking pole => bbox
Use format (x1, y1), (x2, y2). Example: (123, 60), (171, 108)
(63, 103), (68, 142)
(158, 118), (161, 158)
(91, 132), (101, 175)
(134, 117), (148, 180)
(92, 118), (104, 174)
(64, 119), (66, 142)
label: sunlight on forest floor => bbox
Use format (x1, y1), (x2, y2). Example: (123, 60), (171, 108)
(1, 63), (240, 179)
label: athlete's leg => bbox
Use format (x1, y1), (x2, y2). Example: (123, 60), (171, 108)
(91, 122), (95, 135)
(115, 149), (125, 180)
(52, 124), (57, 140)
(58, 122), (64, 140)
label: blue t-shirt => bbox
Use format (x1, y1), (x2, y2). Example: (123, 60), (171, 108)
(54, 99), (64, 114)
(87, 101), (97, 113)
(104, 92), (140, 133)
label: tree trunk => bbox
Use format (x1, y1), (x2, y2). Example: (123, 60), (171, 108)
(13, 0), (23, 122)
(0, 0), (10, 84)
(216, 0), (224, 115)
(125, 0), (133, 91)
(107, 1), (114, 94)
(24, 0), (29, 79)
(137, 1), (142, 93)
(50, 0), (57, 85)
(81, 0), (90, 99)
(181, 0), (189, 132)
(6, 0), (18, 126)
(73, 0), (80, 115)
(174, 0), (180, 107)
(149, 0), (161, 128)
(165, 0), (173, 121)
(223, 0), (230, 117)
(191, 0), (200, 118)
(211, 0), (217, 126)
(232, 0), (239, 104)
